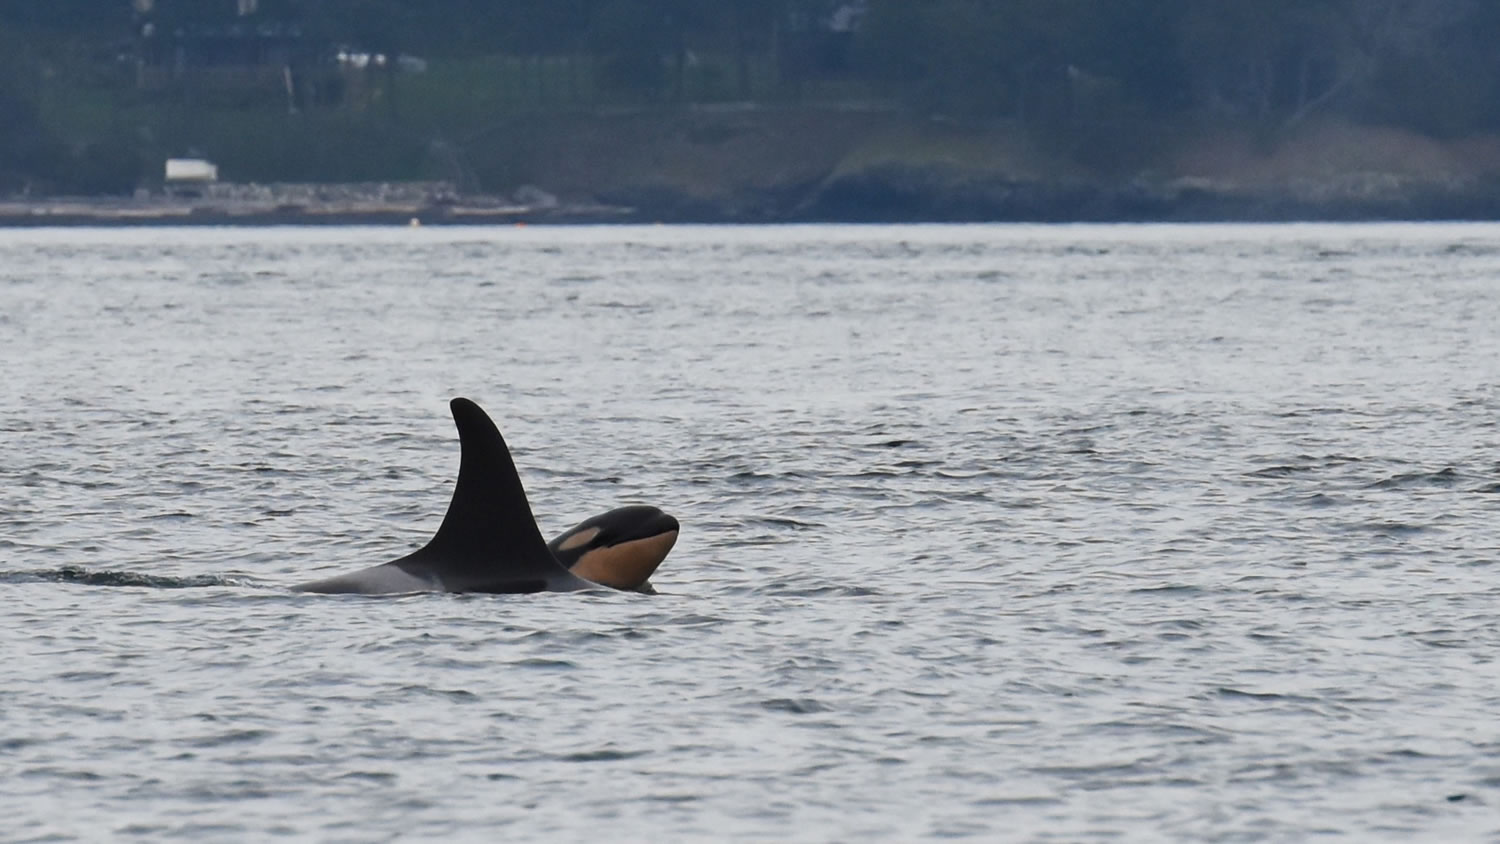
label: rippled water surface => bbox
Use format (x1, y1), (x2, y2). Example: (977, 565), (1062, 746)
(3, 223), (1499, 841)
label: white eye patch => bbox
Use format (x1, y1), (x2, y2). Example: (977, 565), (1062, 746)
(557, 526), (602, 552)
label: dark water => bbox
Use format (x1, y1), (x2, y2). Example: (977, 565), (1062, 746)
(3, 224), (1498, 841)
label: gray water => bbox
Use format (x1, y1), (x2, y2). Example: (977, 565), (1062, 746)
(2, 223), (1498, 841)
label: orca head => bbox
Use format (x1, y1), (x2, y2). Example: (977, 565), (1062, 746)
(547, 505), (680, 592)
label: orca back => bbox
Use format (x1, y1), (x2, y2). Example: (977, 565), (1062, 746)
(295, 398), (592, 594)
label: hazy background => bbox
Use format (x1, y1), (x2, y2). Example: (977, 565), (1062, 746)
(3, 1), (1500, 219)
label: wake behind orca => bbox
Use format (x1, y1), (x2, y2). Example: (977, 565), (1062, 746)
(293, 398), (679, 595)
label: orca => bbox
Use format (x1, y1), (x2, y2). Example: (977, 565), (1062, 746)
(293, 397), (679, 595)
(547, 505), (679, 594)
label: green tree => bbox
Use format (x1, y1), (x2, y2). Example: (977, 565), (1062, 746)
(588, 0), (671, 97)
(0, 86), (65, 192)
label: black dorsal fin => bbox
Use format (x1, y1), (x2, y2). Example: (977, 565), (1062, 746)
(394, 397), (585, 592)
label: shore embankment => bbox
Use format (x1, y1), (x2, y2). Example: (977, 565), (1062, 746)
(0, 181), (630, 227)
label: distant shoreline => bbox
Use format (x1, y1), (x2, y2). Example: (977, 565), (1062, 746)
(0, 200), (631, 227)
(6, 185), (1500, 227)
(0, 183), (642, 227)
(12, 113), (1500, 226)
